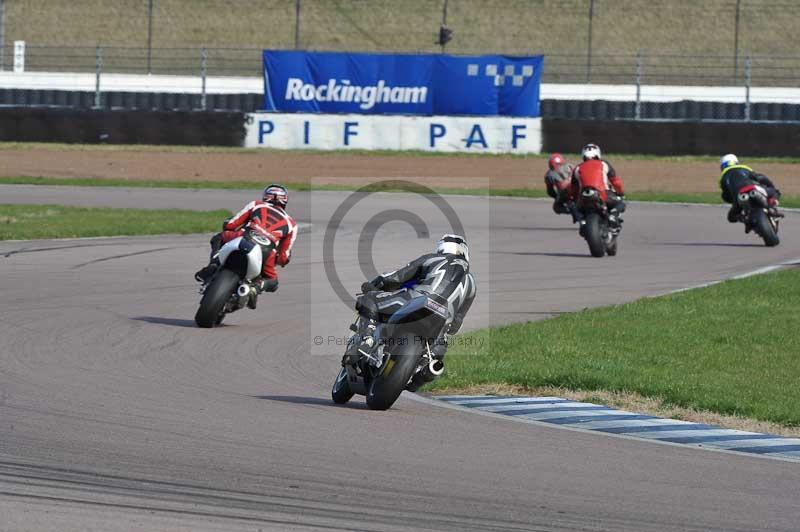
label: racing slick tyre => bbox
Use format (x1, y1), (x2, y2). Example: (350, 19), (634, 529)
(753, 209), (780, 247)
(366, 332), (420, 411)
(195, 269), (238, 328)
(584, 213), (606, 258)
(331, 367), (355, 404)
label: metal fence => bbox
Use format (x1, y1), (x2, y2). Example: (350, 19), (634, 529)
(2, 0), (800, 80)
(2, 44), (800, 119)
(7, 44), (800, 85)
(1, 0), (800, 120)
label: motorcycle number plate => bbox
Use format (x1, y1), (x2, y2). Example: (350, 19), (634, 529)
(425, 298), (448, 318)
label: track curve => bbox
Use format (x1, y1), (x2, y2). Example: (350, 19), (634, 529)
(1, 186), (799, 531)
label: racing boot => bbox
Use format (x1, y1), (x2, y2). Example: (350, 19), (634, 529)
(768, 197), (784, 218)
(194, 258), (219, 283)
(248, 277), (279, 309)
(608, 211), (624, 229)
(357, 317), (381, 367)
(569, 202), (581, 224)
(727, 205), (739, 224)
(342, 316), (379, 367)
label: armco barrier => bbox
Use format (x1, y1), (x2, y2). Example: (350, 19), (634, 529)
(4, 87), (800, 121)
(0, 88), (262, 112)
(0, 108), (245, 146)
(543, 119), (800, 157)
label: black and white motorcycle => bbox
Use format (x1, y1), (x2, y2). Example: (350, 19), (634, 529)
(331, 294), (449, 410)
(194, 231), (269, 328)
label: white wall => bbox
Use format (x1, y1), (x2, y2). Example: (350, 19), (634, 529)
(244, 112), (542, 154)
(0, 71), (263, 94)
(1, 71), (799, 104)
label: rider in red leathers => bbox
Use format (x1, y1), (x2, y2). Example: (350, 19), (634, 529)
(195, 184), (297, 304)
(571, 143), (626, 226)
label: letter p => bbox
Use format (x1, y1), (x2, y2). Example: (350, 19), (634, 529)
(430, 124), (446, 148)
(258, 120), (275, 144)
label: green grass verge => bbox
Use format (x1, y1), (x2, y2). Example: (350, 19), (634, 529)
(429, 268), (800, 427)
(0, 204), (230, 240)
(3, 175), (800, 208)
(3, 142), (800, 165)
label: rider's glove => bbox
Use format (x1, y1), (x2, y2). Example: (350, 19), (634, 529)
(360, 281), (375, 293)
(361, 276), (384, 293)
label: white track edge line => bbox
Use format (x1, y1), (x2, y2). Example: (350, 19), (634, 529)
(406, 392), (800, 464)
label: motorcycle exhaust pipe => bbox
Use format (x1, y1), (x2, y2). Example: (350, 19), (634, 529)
(428, 358), (445, 377)
(237, 284), (251, 298)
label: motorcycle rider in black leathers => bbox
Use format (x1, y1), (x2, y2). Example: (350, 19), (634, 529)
(719, 153), (781, 224)
(343, 235), (476, 382)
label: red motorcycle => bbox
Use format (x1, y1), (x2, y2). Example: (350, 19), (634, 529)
(576, 187), (621, 258)
(735, 184), (782, 247)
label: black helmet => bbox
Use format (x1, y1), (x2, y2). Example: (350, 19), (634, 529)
(263, 184), (288, 207)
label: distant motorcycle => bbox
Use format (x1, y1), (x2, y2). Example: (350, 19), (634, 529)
(331, 293), (448, 410)
(734, 184), (782, 247)
(576, 187), (621, 257)
(194, 232), (268, 327)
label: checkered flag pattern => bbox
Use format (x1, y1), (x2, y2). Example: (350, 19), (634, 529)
(467, 63), (535, 87)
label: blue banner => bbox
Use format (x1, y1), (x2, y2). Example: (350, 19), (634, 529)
(262, 50), (543, 117)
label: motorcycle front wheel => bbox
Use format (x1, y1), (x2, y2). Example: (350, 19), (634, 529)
(195, 269), (239, 328)
(331, 367), (355, 404)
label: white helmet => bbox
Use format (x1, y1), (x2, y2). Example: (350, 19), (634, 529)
(581, 143), (601, 161)
(436, 234), (469, 261)
(720, 153), (739, 171)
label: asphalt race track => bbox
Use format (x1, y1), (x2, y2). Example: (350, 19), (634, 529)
(2, 185), (799, 531)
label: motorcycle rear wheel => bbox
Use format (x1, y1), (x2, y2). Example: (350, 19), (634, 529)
(195, 269), (239, 328)
(753, 209), (780, 247)
(366, 332), (420, 411)
(584, 213), (606, 257)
